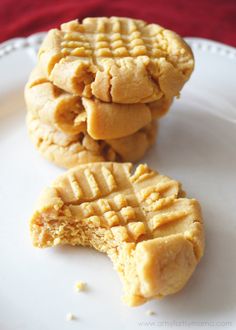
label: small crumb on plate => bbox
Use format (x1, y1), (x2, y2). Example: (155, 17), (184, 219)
(146, 310), (156, 316)
(75, 281), (86, 292)
(66, 312), (75, 321)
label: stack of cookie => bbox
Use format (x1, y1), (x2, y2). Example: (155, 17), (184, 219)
(25, 17), (194, 168)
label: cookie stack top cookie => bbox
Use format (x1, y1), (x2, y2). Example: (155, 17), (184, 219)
(26, 17), (194, 143)
(39, 17), (194, 103)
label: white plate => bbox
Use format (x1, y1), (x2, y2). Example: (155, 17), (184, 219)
(0, 35), (236, 330)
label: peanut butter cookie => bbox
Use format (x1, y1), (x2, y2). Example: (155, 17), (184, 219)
(30, 162), (204, 306)
(26, 112), (157, 168)
(38, 17), (194, 104)
(25, 65), (172, 139)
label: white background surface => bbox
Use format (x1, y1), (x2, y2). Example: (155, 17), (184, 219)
(0, 37), (235, 330)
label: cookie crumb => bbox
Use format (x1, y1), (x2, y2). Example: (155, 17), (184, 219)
(75, 281), (86, 292)
(146, 310), (156, 316)
(66, 313), (75, 321)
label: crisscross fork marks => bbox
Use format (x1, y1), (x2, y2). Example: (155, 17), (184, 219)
(60, 17), (166, 59)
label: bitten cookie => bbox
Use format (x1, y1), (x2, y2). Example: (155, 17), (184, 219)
(26, 112), (157, 168)
(38, 17), (194, 104)
(30, 162), (204, 306)
(25, 65), (172, 139)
